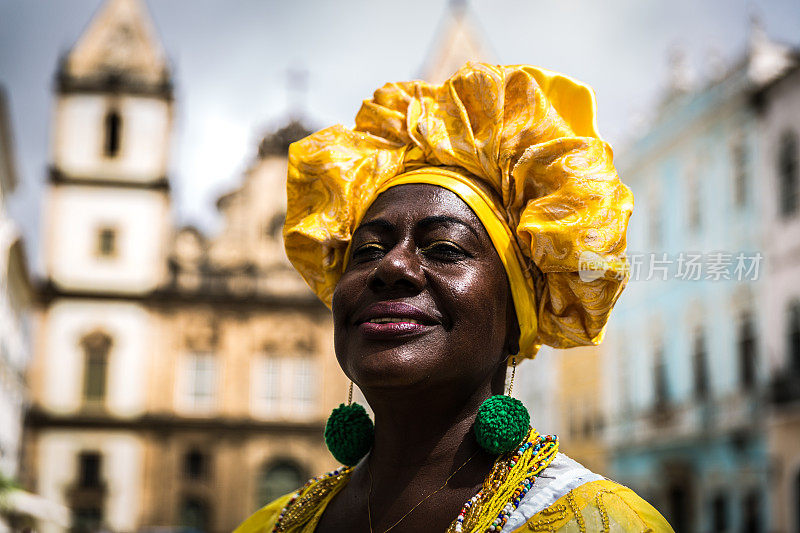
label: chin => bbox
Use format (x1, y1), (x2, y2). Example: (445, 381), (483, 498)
(342, 341), (440, 390)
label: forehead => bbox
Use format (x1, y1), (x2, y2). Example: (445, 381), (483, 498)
(360, 184), (483, 229)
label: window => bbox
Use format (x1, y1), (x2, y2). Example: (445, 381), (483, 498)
(567, 401), (579, 439)
(96, 227), (118, 258)
(72, 507), (103, 533)
(179, 497), (209, 532)
(738, 312), (757, 390)
(81, 332), (112, 405)
(742, 490), (762, 533)
(711, 492), (728, 533)
(291, 357), (315, 414)
(184, 449), (208, 480)
(263, 212), (286, 241)
(103, 109), (122, 158)
(648, 186), (663, 247)
(789, 302), (800, 376)
(779, 130), (799, 217)
(653, 346), (669, 407)
(252, 352), (317, 417)
(667, 484), (689, 533)
(254, 355), (281, 414)
(582, 413), (593, 440)
(184, 352), (216, 411)
(618, 345), (631, 413)
(733, 139), (749, 207)
(71, 451), (105, 532)
(687, 165), (701, 231)
(78, 452), (102, 488)
(692, 330), (709, 400)
(258, 461), (305, 506)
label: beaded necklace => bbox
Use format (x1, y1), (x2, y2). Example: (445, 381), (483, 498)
(448, 432), (558, 532)
(271, 467), (352, 532)
(271, 429), (558, 533)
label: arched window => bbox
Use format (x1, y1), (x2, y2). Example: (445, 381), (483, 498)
(103, 108), (122, 158)
(95, 226), (118, 258)
(183, 449), (208, 480)
(70, 451), (105, 533)
(179, 496), (209, 532)
(77, 451), (102, 488)
(738, 312), (758, 390)
(258, 460), (305, 506)
(779, 130), (798, 217)
(81, 332), (112, 405)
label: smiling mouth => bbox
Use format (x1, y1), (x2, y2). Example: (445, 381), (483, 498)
(367, 317), (423, 325)
(357, 318), (434, 339)
(354, 301), (440, 339)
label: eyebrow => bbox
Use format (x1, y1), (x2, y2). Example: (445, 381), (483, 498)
(417, 215), (481, 239)
(354, 215), (482, 240)
(352, 218), (394, 238)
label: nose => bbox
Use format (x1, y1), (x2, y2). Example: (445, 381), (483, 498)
(367, 240), (425, 294)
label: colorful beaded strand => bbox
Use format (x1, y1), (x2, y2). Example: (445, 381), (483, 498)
(452, 432), (559, 533)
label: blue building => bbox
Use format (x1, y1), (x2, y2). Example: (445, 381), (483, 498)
(603, 28), (798, 532)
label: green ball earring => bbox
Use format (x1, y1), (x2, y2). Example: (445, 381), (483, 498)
(324, 382), (374, 466)
(474, 357), (531, 454)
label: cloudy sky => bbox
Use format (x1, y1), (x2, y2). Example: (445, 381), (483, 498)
(2, 0), (800, 269)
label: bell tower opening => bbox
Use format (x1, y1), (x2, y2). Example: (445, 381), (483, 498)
(103, 108), (122, 158)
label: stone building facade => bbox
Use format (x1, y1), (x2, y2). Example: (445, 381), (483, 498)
(23, 1), (346, 531)
(757, 58), (800, 533)
(603, 24), (798, 533)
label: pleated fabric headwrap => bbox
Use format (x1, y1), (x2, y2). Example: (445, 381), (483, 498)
(284, 62), (633, 359)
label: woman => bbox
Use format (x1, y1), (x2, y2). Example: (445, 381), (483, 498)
(237, 63), (672, 532)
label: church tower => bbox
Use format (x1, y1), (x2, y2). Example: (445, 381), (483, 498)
(46, 0), (172, 292)
(28, 1), (173, 531)
(26, 2), (346, 531)
(419, 0), (493, 83)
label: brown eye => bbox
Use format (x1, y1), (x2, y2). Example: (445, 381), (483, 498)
(422, 241), (467, 261)
(352, 242), (385, 262)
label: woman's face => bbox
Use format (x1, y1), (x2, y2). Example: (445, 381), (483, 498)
(332, 184), (519, 394)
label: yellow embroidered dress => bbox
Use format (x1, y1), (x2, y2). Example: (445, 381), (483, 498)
(235, 434), (673, 532)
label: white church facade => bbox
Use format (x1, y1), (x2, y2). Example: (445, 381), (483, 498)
(24, 1), (346, 531)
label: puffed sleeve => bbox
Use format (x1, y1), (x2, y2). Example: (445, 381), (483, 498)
(233, 493), (293, 533)
(515, 480), (674, 533)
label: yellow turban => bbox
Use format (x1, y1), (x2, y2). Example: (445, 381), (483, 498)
(284, 62), (633, 358)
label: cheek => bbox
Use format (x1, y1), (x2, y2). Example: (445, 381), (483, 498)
(331, 275), (357, 352)
(332, 270), (360, 324)
(444, 267), (508, 332)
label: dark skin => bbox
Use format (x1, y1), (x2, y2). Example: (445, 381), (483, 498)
(316, 184), (520, 533)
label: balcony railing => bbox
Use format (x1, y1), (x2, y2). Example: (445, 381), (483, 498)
(162, 261), (314, 301)
(607, 390), (763, 449)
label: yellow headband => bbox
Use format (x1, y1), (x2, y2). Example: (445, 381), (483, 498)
(344, 168), (540, 358)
